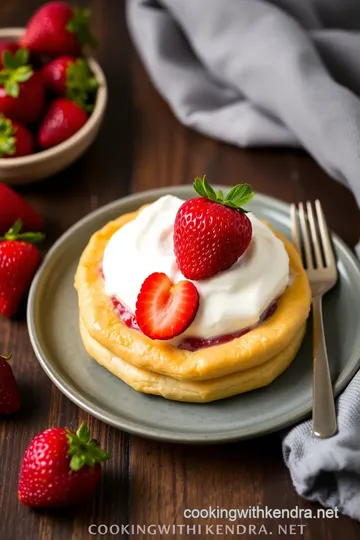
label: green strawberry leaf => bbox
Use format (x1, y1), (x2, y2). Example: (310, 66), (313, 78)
(193, 175), (218, 202)
(66, 422), (111, 472)
(14, 48), (29, 66)
(193, 176), (254, 213)
(225, 183), (254, 207)
(0, 219), (45, 243)
(0, 114), (16, 158)
(4, 80), (19, 98)
(8, 219), (22, 235)
(66, 7), (98, 47)
(66, 58), (98, 111)
(0, 50), (33, 98)
(2, 51), (17, 70)
(15, 66), (32, 83)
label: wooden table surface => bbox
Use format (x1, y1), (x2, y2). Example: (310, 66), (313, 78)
(1, 1), (360, 539)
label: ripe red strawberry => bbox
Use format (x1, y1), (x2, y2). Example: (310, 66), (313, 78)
(18, 422), (111, 508)
(20, 2), (97, 57)
(0, 49), (45, 124)
(0, 353), (21, 415)
(0, 115), (34, 158)
(0, 184), (43, 234)
(38, 98), (88, 149)
(0, 42), (18, 70)
(0, 220), (44, 318)
(174, 177), (254, 280)
(42, 56), (98, 110)
(135, 272), (199, 340)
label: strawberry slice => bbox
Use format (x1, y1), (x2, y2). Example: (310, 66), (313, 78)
(135, 272), (199, 340)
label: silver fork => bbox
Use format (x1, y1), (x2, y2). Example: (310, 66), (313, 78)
(290, 200), (338, 438)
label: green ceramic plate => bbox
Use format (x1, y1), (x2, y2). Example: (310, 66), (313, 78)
(27, 187), (360, 443)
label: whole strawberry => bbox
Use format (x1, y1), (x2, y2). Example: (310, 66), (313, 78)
(20, 2), (97, 56)
(0, 49), (45, 124)
(0, 184), (43, 234)
(0, 354), (21, 415)
(42, 56), (98, 110)
(38, 97), (88, 149)
(0, 114), (34, 158)
(18, 422), (111, 508)
(0, 42), (19, 70)
(174, 177), (254, 280)
(0, 220), (44, 318)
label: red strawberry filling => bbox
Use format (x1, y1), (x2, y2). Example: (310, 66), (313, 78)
(112, 297), (140, 331)
(110, 295), (277, 352)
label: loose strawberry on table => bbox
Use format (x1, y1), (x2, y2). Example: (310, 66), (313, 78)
(0, 114), (34, 158)
(174, 177), (254, 280)
(38, 97), (88, 149)
(20, 1), (97, 56)
(0, 354), (21, 415)
(18, 422), (111, 508)
(0, 48), (45, 124)
(0, 184), (43, 233)
(42, 56), (98, 111)
(0, 220), (44, 318)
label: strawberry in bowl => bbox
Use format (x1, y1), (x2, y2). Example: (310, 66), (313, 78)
(0, 114), (34, 158)
(0, 48), (45, 125)
(20, 1), (97, 56)
(0, 1), (106, 184)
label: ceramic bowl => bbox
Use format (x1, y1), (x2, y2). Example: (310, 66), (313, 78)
(0, 28), (107, 185)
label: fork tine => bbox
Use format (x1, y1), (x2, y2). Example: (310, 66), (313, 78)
(290, 203), (301, 253)
(298, 202), (313, 269)
(315, 200), (335, 268)
(306, 201), (323, 268)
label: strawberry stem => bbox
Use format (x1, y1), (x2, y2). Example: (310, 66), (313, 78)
(0, 220), (45, 243)
(66, 422), (111, 471)
(193, 176), (254, 212)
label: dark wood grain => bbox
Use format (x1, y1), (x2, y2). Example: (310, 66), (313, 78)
(1, 1), (360, 539)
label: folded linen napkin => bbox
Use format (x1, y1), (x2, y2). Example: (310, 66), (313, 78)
(126, 0), (360, 521)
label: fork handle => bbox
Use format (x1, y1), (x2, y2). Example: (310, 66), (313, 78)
(312, 294), (337, 438)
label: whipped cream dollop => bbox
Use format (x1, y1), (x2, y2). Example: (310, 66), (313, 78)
(102, 195), (289, 341)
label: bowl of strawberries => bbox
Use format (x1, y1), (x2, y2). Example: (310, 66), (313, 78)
(0, 2), (107, 185)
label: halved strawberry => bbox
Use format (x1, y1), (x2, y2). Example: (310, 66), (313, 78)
(135, 272), (199, 340)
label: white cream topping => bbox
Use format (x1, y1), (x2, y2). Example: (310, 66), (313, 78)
(102, 195), (289, 341)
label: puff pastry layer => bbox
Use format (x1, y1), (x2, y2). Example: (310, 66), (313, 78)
(75, 205), (311, 400)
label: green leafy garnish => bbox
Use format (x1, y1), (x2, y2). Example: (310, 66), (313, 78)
(66, 422), (111, 471)
(0, 49), (32, 98)
(193, 175), (254, 212)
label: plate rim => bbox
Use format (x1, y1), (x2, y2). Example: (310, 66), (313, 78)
(27, 187), (360, 443)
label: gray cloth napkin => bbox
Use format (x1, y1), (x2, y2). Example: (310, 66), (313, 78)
(126, 0), (360, 521)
